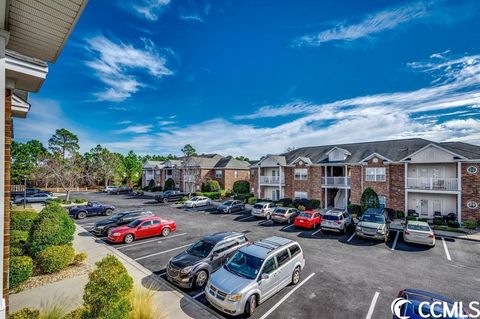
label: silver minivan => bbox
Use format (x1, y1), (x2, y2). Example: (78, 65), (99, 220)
(205, 236), (305, 317)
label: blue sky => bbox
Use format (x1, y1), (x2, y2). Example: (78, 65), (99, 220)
(14, 0), (480, 158)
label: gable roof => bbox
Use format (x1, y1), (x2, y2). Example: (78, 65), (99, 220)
(142, 160), (164, 169)
(254, 155), (287, 167)
(214, 156), (250, 169)
(185, 154), (224, 168)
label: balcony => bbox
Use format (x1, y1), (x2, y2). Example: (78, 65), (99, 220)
(260, 175), (285, 185)
(322, 176), (351, 187)
(407, 177), (459, 191)
(165, 174), (173, 180)
(184, 175), (196, 182)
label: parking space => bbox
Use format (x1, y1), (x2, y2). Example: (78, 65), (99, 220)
(69, 192), (479, 319)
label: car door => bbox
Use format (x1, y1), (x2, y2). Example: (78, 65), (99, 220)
(258, 257), (279, 301)
(120, 212), (138, 225)
(274, 248), (292, 289)
(209, 242), (227, 271)
(136, 221), (153, 239)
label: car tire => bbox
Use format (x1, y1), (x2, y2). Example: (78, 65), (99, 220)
(161, 227), (171, 237)
(77, 211), (87, 219)
(291, 267), (301, 285)
(245, 295), (257, 317)
(194, 270), (208, 288)
(288, 217), (292, 224)
(124, 234), (134, 244)
(227, 208), (231, 214)
(104, 209), (113, 216)
(266, 213), (271, 220)
(193, 204), (197, 208)
(163, 198), (169, 204)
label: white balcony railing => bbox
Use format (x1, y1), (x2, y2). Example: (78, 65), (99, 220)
(322, 176), (351, 187)
(165, 175), (173, 180)
(260, 175), (285, 185)
(184, 175), (196, 182)
(407, 177), (459, 191)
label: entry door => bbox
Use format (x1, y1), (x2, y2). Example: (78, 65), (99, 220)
(420, 199), (429, 216)
(272, 189), (280, 201)
(432, 200), (442, 214)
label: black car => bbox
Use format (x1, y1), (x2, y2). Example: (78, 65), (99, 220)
(92, 210), (154, 236)
(11, 188), (44, 201)
(68, 202), (115, 219)
(107, 186), (133, 195)
(155, 190), (187, 203)
(216, 200), (246, 213)
(166, 232), (248, 289)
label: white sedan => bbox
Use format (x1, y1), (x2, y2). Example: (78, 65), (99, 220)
(403, 220), (436, 247)
(183, 196), (211, 208)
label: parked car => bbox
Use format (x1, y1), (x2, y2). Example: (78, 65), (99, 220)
(13, 192), (57, 204)
(102, 185), (118, 193)
(68, 201), (115, 219)
(206, 236), (305, 316)
(271, 207), (300, 224)
(107, 216), (176, 244)
(107, 186), (132, 195)
(320, 210), (353, 234)
(92, 210), (154, 236)
(11, 188), (43, 201)
(403, 220), (435, 247)
(393, 289), (471, 319)
(356, 208), (390, 241)
(251, 202), (276, 219)
(294, 210), (322, 229)
(184, 196), (211, 208)
(167, 232), (249, 289)
(155, 190), (187, 203)
(216, 200), (245, 213)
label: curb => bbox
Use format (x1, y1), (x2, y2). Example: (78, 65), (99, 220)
(433, 232), (480, 243)
(76, 225), (223, 319)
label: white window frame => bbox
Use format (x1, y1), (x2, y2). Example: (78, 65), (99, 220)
(467, 166), (478, 174)
(215, 170), (223, 179)
(365, 167), (386, 182)
(294, 191), (308, 199)
(467, 201), (478, 209)
(294, 168), (308, 180)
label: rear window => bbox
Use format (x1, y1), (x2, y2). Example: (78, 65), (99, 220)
(274, 208), (287, 214)
(408, 224), (431, 232)
(323, 215), (340, 221)
(299, 212), (313, 218)
(289, 244), (301, 257)
(254, 204), (265, 209)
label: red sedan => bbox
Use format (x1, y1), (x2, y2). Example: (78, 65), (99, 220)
(294, 210), (322, 229)
(107, 216), (176, 244)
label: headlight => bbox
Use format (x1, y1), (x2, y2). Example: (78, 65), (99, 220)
(181, 266), (192, 274)
(112, 232), (121, 236)
(377, 228), (385, 234)
(227, 294), (242, 302)
(356, 227), (362, 231)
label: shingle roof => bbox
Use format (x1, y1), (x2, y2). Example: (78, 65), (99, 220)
(214, 156), (250, 169)
(186, 154), (224, 168)
(142, 160), (164, 169)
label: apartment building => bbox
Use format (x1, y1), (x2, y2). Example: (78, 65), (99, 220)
(250, 138), (480, 223)
(142, 155), (250, 192)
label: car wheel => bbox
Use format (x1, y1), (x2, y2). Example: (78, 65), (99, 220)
(288, 217), (292, 224)
(124, 234), (134, 244)
(77, 211), (87, 219)
(104, 209), (113, 216)
(163, 198), (169, 204)
(291, 266), (301, 285)
(227, 208), (231, 214)
(194, 270), (208, 288)
(161, 227), (171, 237)
(193, 204), (197, 208)
(245, 295), (257, 317)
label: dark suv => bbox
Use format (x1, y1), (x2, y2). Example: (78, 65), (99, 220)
(167, 232), (248, 289)
(155, 190), (186, 203)
(92, 210), (154, 236)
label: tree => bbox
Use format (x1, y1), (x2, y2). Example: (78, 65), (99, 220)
(88, 145), (122, 187)
(48, 128), (79, 159)
(181, 144), (197, 157)
(235, 156), (250, 162)
(11, 140), (47, 184)
(122, 151), (142, 187)
(360, 187), (380, 213)
(233, 180), (250, 194)
(164, 178), (175, 191)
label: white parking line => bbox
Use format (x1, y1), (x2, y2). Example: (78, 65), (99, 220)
(259, 272), (315, 319)
(281, 224), (295, 231)
(391, 231), (400, 251)
(441, 237), (452, 261)
(311, 228), (322, 237)
(347, 233), (356, 242)
(192, 291), (205, 299)
(258, 220), (271, 225)
(365, 291), (380, 319)
(135, 243), (192, 261)
(117, 233), (187, 249)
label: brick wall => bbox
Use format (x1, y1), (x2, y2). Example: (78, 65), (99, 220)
(222, 169), (249, 191)
(284, 165), (323, 202)
(4, 90), (11, 313)
(461, 163), (480, 222)
(388, 164), (405, 212)
(250, 168), (258, 196)
(350, 165), (362, 204)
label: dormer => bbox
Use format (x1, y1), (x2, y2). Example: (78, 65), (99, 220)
(326, 147), (351, 162)
(401, 143), (465, 163)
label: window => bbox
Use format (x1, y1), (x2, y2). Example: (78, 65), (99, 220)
(234, 170), (238, 178)
(467, 166), (478, 174)
(379, 196), (386, 208)
(152, 220), (161, 225)
(294, 191), (308, 199)
(289, 244), (301, 258)
(294, 168), (308, 180)
(140, 221), (152, 227)
(261, 258), (277, 275)
(275, 249), (290, 267)
(215, 170), (222, 178)
(366, 167), (386, 181)
(467, 201), (478, 209)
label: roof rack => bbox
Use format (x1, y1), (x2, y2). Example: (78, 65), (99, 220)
(253, 237), (291, 252)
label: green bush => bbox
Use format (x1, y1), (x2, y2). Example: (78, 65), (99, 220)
(348, 204), (362, 216)
(74, 252), (87, 264)
(11, 246), (25, 257)
(11, 230), (29, 257)
(10, 308), (40, 319)
(221, 189), (233, 197)
(201, 192), (221, 200)
(9, 256), (33, 288)
(396, 210), (405, 219)
(311, 199), (321, 209)
(11, 210), (38, 231)
(62, 308), (85, 319)
(277, 198), (293, 207)
(360, 188), (379, 213)
(463, 220), (478, 230)
(83, 255), (133, 319)
(418, 218), (429, 223)
(232, 180), (250, 194)
(202, 180), (221, 192)
(247, 197), (257, 205)
(433, 217), (444, 226)
(298, 205), (306, 211)
(73, 198), (87, 204)
(27, 204), (75, 257)
(406, 216), (417, 221)
(37, 245), (75, 274)
(234, 193), (253, 202)
(448, 221), (460, 228)
(164, 178), (175, 191)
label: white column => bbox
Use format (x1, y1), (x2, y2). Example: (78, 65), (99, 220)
(0, 30), (9, 319)
(457, 162), (462, 223)
(279, 165), (282, 199)
(404, 163), (408, 214)
(257, 166), (261, 198)
(345, 189), (348, 210)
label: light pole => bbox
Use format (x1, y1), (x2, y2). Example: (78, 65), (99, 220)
(23, 176), (27, 209)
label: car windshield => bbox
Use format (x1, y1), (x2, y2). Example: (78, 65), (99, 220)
(190, 197), (199, 201)
(109, 213), (126, 221)
(408, 224), (431, 232)
(299, 212), (313, 218)
(274, 208), (287, 214)
(224, 251), (264, 280)
(323, 215), (340, 221)
(186, 240), (215, 258)
(223, 200), (233, 205)
(361, 214), (385, 224)
(253, 204), (265, 209)
(127, 219), (142, 228)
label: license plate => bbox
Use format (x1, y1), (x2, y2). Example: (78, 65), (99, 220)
(300, 220), (304, 223)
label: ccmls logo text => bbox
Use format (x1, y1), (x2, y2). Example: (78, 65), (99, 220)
(391, 298), (480, 319)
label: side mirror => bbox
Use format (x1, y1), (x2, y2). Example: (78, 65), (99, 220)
(261, 273), (270, 280)
(210, 252), (219, 260)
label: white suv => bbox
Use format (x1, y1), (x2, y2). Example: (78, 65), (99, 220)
(251, 202), (276, 219)
(320, 210), (353, 234)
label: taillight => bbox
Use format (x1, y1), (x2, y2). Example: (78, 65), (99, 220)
(428, 234), (434, 238)
(405, 231), (410, 235)
(336, 221), (342, 224)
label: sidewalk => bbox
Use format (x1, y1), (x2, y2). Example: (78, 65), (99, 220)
(433, 230), (480, 242)
(10, 225), (220, 319)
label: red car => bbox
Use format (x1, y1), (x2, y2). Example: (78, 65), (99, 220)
(294, 210), (322, 229)
(107, 216), (176, 244)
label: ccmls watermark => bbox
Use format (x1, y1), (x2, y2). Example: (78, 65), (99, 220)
(391, 297), (480, 319)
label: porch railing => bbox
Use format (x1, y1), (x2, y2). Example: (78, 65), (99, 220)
(322, 176), (351, 186)
(406, 177), (458, 191)
(259, 175), (285, 185)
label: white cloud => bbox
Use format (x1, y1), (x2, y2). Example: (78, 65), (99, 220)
(116, 120), (132, 125)
(85, 35), (174, 102)
(132, 0), (171, 21)
(114, 124), (153, 134)
(180, 14), (205, 22)
(158, 120), (177, 126)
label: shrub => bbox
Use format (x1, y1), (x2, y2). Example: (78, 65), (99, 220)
(406, 216), (417, 221)
(463, 219), (478, 230)
(348, 204), (362, 216)
(62, 308), (85, 319)
(232, 180), (250, 194)
(433, 217), (444, 226)
(73, 252), (87, 264)
(129, 287), (160, 319)
(418, 218), (429, 223)
(11, 230), (28, 257)
(83, 255), (133, 319)
(37, 245), (75, 274)
(11, 210), (38, 231)
(11, 246), (25, 257)
(202, 180), (221, 192)
(201, 192), (221, 200)
(277, 198), (293, 207)
(396, 210), (405, 219)
(73, 198), (87, 204)
(151, 186), (163, 192)
(9, 256), (33, 288)
(11, 308), (40, 319)
(164, 178), (175, 191)
(28, 204), (75, 257)
(311, 199), (321, 209)
(221, 189), (233, 198)
(234, 193), (253, 202)
(298, 205), (306, 211)
(247, 197), (257, 205)
(293, 198), (313, 210)
(448, 221), (460, 228)
(360, 188), (379, 212)
(39, 304), (68, 319)
(147, 179), (155, 191)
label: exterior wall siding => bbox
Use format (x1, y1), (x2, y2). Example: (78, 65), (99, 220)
(4, 91), (11, 313)
(461, 163), (480, 221)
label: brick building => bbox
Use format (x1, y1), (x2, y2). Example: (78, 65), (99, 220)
(250, 138), (480, 223)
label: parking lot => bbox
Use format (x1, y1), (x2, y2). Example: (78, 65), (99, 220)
(71, 192), (480, 319)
